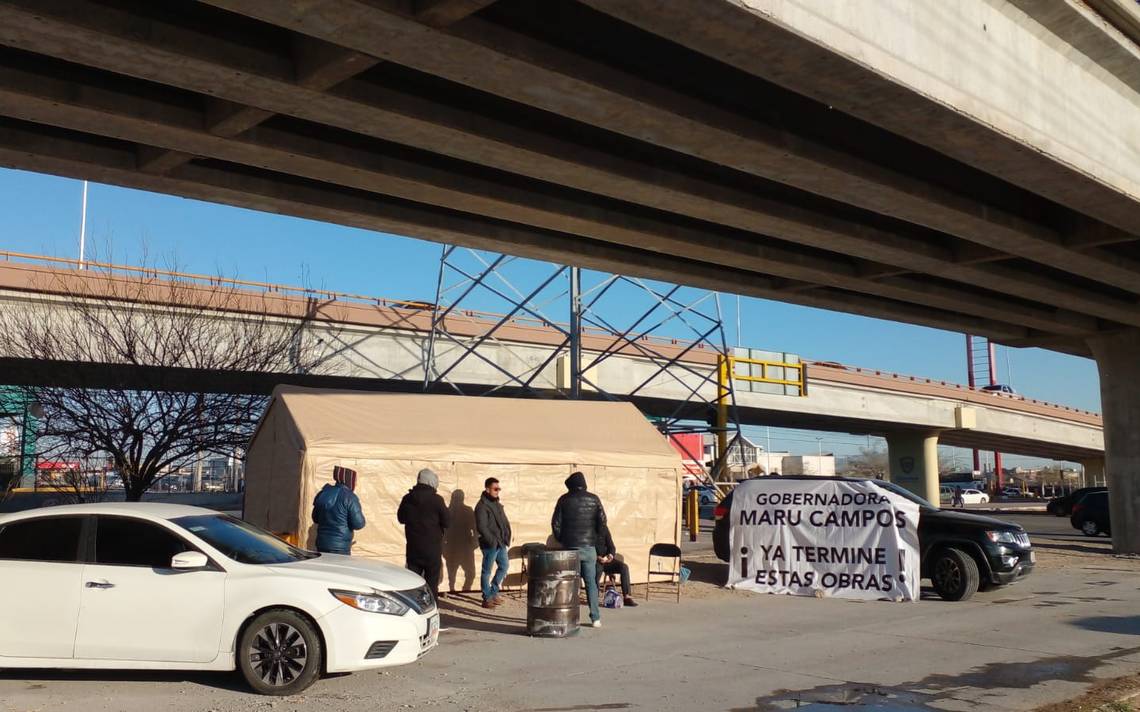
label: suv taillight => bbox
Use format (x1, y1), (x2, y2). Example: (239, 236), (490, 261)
(1072, 503), (1085, 515)
(714, 503), (729, 519)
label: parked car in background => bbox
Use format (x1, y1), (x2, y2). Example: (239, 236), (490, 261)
(981, 384), (1017, 395)
(1001, 487), (1024, 498)
(713, 476), (1033, 602)
(958, 489), (990, 505)
(1070, 491), (1111, 537)
(684, 483), (718, 506)
(0, 504), (438, 695)
(1047, 486), (1107, 516)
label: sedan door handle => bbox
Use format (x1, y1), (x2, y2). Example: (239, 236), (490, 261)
(85, 581), (114, 589)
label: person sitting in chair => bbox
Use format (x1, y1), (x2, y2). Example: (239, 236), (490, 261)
(596, 525), (638, 608)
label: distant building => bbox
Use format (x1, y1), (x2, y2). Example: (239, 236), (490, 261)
(668, 433), (707, 480)
(782, 455), (836, 477)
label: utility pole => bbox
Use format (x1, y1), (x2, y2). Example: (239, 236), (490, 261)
(569, 266), (582, 399)
(79, 181), (88, 269)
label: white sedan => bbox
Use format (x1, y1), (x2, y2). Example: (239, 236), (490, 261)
(953, 489), (991, 505)
(0, 503), (438, 695)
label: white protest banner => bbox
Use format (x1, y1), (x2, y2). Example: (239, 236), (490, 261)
(728, 478), (921, 601)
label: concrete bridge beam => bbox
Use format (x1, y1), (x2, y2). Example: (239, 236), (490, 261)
(886, 430), (941, 506)
(1089, 328), (1140, 554)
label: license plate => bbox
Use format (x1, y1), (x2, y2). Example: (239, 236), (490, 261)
(1029, 551), (1036, 564)
(427, 613), (439, 646)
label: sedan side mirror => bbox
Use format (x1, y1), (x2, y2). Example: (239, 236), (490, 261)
(171, 551), (209, 570)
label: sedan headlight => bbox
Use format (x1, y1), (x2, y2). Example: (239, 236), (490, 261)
(331, 589), (409, 616)
(986, 530), (1018, 544)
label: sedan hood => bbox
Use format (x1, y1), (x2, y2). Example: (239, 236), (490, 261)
(267, 554), (427, 591)
(924, 508), (1023, 530)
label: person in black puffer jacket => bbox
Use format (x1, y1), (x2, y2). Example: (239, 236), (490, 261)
(552, 471), (608, 627)
(397, 468), (450, 600)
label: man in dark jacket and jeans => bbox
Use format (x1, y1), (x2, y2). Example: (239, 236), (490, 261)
(596, 525), (638, 608)
(397, 468), (450, 601)
(474, 477), (512, 608)
(552, 471), (608, 627)
(311, 466), (366, 555)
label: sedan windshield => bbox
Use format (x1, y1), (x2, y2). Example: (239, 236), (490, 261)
(872, 480), (938, 510)
(172, 514), (317, 565)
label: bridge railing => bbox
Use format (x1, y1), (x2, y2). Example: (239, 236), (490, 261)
(0, 251), (1103, 420)
(805, 361), (1101, 418)
(0, 250), (724, 356)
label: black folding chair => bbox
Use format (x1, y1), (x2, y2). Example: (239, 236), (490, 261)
(646, 543), (682, 603)
(510, 542), (546, 599)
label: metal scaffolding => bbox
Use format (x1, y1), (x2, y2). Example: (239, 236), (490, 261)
(423, 246), (743, 480)
(965, 334), (1004, 489)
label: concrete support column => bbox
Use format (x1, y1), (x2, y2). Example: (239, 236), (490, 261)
(885, 431), (941, 505)
(1081, 457), (1106, 488)
(1088, 328), (1140, 554)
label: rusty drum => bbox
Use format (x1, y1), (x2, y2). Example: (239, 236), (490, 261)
(526, 548), (580, 637)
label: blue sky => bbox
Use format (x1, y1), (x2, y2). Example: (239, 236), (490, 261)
(0, 169), (1101, 466)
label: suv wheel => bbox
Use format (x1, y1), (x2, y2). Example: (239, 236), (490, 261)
(931, 547), (980, 602)
(238, 609), (323, 696)
(1081, 520), (1100, 537)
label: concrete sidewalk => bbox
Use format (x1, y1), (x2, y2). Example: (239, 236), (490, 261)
(5, 557), (1140, 712)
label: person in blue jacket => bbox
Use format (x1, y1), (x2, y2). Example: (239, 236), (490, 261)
(311, 466), (366, 554)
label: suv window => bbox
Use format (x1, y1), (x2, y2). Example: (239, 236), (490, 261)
(94, 517), (192, 569)
(0, 516), (84, 563)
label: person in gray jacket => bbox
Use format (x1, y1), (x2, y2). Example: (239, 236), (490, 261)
(474, 477), (512, 608)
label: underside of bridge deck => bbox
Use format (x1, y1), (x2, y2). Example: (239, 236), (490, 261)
(0, 0), (1138, 547)
(0, 0), (1137, 357)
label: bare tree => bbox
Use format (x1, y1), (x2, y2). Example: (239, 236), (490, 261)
(0, 257), (327, 501)
(840, 445), (888, 478)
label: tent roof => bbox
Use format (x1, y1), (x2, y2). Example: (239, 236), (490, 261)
(258, 386), (683, 469)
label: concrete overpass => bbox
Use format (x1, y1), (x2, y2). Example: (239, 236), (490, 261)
(0, 257), (1105, 505)
(0, 1), (1135, 545)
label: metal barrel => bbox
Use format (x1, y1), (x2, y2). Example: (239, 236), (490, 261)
(526, 548), (580, 638)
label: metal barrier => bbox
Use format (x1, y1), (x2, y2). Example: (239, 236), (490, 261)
(727, 355), (805, 396)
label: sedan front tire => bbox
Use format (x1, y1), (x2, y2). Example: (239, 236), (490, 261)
(238, 609), (324, 696)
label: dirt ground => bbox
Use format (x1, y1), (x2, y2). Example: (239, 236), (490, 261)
(436, 549), (734, 630)
(1033, 672), (1140, 711)
(1027, 537), (1140, 712)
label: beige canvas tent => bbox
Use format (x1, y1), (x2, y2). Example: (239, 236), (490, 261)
(243, 387), (683, 589)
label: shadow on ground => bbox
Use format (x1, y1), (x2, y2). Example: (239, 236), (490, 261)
(732, 643), (1140, 711)
(1034, 541), (1114, 556)
(1069, 615), (1140, 636)
(682, 559), (727, 586)
(0, 668), (247, 693)
(438, 595), (527, 636)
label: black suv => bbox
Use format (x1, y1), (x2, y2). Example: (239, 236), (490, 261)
(713, 476), (1034, 602)
(1070, 490), (1110, 537)
(1047, 486), (1107, 517)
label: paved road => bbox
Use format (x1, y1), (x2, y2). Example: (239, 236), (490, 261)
(3, 524), (1138, 712)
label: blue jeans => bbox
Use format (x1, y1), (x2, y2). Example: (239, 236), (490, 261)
(578, 547), (600, 623)
(480, 545), (509, 601)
